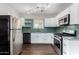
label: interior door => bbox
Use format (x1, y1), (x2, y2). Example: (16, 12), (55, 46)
(0, 16), (10, 55)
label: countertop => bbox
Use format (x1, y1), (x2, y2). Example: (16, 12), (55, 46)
(62, 36), (79, 40)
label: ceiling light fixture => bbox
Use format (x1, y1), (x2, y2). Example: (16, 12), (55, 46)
(26, 3), (51, 14)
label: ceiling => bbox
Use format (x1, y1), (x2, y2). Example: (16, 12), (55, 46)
(7, 3), (72, 17)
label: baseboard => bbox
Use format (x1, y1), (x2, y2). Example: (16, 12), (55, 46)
(49, 44), (55, 47)
(31, 43), (51, 45)
(18, 51), (22, 55)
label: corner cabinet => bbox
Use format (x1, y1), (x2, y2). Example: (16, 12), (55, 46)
(44, 18), (58, 27)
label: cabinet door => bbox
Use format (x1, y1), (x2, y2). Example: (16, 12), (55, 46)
(69, 40), (79, 55)
(63, 38), (79, 55)
(45, 18), (57, 27)
(31, 33), (40, 43)
(70, 4), (79, 24)
(23, 33), (31, 44)
(39, 33), (52, 43)
(63, 39), (70, 55)
(31, 33), (53, 44)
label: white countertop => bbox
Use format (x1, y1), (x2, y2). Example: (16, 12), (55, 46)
(63, 36), (79, 40)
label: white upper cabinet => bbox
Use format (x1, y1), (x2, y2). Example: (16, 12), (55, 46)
(70, 4), (79, 24)
(44, 18), (58, 27)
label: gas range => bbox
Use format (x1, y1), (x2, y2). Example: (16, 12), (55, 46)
(54, 31), (76, 55)
(54, 34), (63, 55)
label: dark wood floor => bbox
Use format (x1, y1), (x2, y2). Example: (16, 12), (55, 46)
(21, 44), (57, 55)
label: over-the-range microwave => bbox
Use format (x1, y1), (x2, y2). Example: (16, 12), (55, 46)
(58, 14), (70, 26)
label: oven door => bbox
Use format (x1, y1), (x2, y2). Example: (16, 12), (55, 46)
(54, 38), (61, 55)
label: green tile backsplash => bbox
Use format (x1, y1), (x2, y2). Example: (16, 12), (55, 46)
(22, 24), (79, 38)
(55, 24), (79, 38)
(22, 27), (56, 33)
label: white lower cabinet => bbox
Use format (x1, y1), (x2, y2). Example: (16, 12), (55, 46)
(63, 37), (79, 55)
(31, 33), (54, 44)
